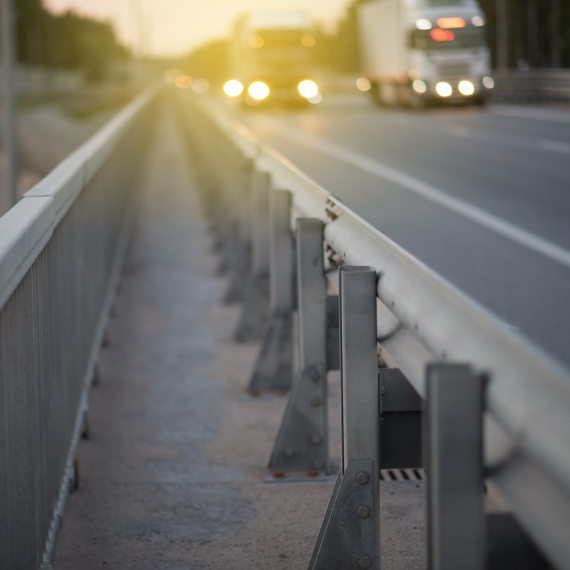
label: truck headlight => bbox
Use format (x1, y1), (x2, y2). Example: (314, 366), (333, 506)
(224, 80), (244, 97)
(436, 82), (453, 97)
(413, 80), (427, 94)
(298, 80), (319, 99)
(248, 82), (270, 100)
(458, 81), (475, 96)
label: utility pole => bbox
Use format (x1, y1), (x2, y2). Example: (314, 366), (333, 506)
(552, 0), (561, 68)
(0, 0), (18, 214)
(496, 0), (508, 71)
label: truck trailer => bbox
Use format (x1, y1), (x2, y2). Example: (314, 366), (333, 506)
(357, 0), (493, 107)
(224, 12), (321, 107)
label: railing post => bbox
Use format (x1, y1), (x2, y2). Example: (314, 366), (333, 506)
(308, 266), (380, 570)
(426, 364), (485, 570)
(269, 218), (329, 477)
(234, 170), (271, 342)
(247, 190), (294, 395)
(223, 155), (253, 304)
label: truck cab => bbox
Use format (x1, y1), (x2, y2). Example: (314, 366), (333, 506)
(226, 12), (321, 107)
(358, 0), (493, 107)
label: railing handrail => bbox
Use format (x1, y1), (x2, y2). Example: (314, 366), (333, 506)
(195, 99), (570, 567)
(0, 84), (160, 312)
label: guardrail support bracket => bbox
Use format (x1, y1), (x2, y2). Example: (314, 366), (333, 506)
(427, 364), (485, 570)
(234, 171), (271, 342)
(247, 190), (294, 395)
(308, 266), (379, 569)
(269, 218), (329, 477)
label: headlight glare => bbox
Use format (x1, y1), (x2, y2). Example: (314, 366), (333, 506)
(248, 82), (270, 100)
(458, 80), (475, 96)
(298, 80), (319, 99)
(436, 82), (453, 97)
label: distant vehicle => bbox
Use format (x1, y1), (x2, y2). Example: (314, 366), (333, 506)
(357, 0), (494, 107)
(224, 12), (321, 107)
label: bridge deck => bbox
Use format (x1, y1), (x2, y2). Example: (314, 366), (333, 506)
(52, 106), (426, 569)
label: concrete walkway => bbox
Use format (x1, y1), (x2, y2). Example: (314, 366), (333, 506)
(53, 106), (426, 569)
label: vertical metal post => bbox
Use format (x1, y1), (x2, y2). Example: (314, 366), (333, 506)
(269, 219), (328, 476)
(496, 0), (508, 71)
(223, 153), (253, 304)
(0, 0), (18, 214)
(251, 171), (271, 277)
(269, 190), (294, 314)
(234, 170), (271, 342)
(427, 364), (485, 570)
(247, 190), (294, 394)
(308, 266), (379, 570)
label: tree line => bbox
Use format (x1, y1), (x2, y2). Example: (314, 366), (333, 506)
(14, 0), (128, 80)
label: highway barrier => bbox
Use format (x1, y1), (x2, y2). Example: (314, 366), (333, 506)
(493, 69), (570, 104)
(0, 86), (158, 569)
(181, 92), (570, 570)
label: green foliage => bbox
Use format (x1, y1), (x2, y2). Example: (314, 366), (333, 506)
(15, 0), (128, 80)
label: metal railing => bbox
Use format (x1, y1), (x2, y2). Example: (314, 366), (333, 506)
(179, 92), (570, 570)
(0, 85), (158, 569)
(493, 69), (570, 103)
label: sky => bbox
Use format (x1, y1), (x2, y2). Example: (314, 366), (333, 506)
(44, 0), (352, 57)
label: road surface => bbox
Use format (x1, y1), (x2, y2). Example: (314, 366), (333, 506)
(232, 95), (570, 368)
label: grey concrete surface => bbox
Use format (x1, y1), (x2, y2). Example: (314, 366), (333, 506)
(235, 97), (570, 368)
(53, 106), (426, 569)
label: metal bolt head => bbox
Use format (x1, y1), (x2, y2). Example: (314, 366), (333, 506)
(285, 448), (295, 458)
(356, 471), (370, 485)
(310, 370), (320, 381)
(359, 557), (371, 569)
(357, 506), (370, 519)
(311, 434), (322, 445)
(311, 396), (322, 407)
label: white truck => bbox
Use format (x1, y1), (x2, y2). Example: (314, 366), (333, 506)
(357, 0), (493, 107)
(225, 12), (321, 107)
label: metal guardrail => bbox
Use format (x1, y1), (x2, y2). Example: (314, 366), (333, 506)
(180, 93), (570, 570)
(0, 85), (158, 569)
(493, 69), (570, 104)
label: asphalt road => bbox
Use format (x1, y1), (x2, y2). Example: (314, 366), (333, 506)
(231, 94), (570, 368)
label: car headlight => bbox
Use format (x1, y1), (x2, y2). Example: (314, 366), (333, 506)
(298, 80), (319, 99)
(248, 82), (270, 100)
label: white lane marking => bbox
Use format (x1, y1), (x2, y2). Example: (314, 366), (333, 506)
(262, 119), (570, 269)
(493, 106), (570, 124)
(538, 139), (570, 154)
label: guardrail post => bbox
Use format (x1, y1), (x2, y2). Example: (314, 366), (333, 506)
(426, 364), (485, 570)
(234, 170), (271, 342)
(223, 155), (253, 304)
(269, 219), (329, 477)
(308, 266), (380, 570)
(247, 190), (294, 395)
